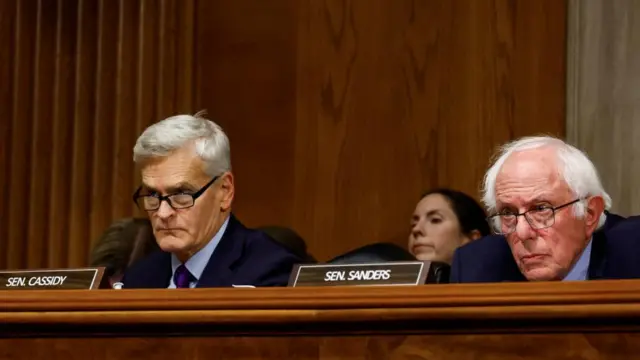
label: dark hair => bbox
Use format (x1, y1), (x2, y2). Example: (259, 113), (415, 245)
(90, 217), (159, 278)
(257, 226), (317, 263)
(421, 188), (491, 237)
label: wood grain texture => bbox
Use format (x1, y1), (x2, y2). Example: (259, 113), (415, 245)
(4, 280), (640, 326)
(2, 334), (640, 360)
(3, 282), (640, 359)
(195, 0), (299, 232)
(0, 0), (567, 270)
(566, 0), (640, 216)
(198, 0), (567, 261)
(0, 0), (195, 270)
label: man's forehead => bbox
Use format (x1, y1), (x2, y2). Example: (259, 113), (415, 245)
(496, 191), (556, 205)
(139, 155), (206, 190)
(497, 149), (559, 183)
(495, 177), (570, 206)
(495, 152), (569, 205)
(141, 172), (193, 188)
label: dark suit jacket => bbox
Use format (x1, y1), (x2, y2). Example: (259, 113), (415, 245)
(121, 214), (302, 288)
(450, 212), (640, 282)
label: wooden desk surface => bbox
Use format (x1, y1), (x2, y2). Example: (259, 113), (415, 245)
(2, 280), (640, 359)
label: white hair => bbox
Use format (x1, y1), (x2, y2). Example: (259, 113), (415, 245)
(482, 136), (611, 229)
(133, 111), (231, 177)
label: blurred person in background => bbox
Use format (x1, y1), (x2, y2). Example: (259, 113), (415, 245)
(90, 217), (158, 287)
(409, 188), (490, 265)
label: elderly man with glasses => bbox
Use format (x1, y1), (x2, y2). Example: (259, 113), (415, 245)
(451, 136), (640, 282)
(121, 112), (302, 289)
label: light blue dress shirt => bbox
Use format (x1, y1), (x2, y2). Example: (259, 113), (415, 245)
(168, 216), (230, 289)
(562, 238), (592, 281)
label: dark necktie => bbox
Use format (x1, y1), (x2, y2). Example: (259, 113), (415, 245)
(174, 264), (195, 288)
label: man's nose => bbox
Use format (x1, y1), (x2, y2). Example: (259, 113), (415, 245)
(155, 200), (175, 219)
(514, 215), (535, 241)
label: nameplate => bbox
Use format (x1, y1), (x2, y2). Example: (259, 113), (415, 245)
(288, 261), (430, 287)
(1, 268), (105, 290)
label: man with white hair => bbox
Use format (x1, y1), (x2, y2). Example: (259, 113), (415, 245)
(450, 136), (640, 282)
(121, 112), (302, 288)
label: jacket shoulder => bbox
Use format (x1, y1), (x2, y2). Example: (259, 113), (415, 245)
(451, 235), (519, 283)
(230, 223), (303, 287)
(455, 234), (508, 260)
(601, 216), (640, 279)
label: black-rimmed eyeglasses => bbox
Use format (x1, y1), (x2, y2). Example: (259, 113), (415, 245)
(132, 176), (219, 211)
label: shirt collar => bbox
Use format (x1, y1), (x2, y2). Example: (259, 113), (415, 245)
(171, 215), (230, 283)
(562, 237), (592, 281)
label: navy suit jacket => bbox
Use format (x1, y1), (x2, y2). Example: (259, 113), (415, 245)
(451, 212), (640, 282)
(121, 214), (302, 288)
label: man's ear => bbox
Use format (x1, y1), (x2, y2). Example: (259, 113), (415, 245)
(585, 196), (605, 235)
(219, 172), (235, 211)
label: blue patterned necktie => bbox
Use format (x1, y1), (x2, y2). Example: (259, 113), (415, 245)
(174, 264), (195, 288)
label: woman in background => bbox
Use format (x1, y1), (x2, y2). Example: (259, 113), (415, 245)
(408, 188), (490, 264)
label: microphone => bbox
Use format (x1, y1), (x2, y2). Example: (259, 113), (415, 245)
(112, 282), (124, 289)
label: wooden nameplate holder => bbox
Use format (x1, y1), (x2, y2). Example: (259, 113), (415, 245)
(288, 261), (430, 287)
(0, 267), (107, 290)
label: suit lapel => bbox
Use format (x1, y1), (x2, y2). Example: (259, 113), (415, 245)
(196, 214), (245, 288)
(588, 228), (608, 280)
(495, 236), (527, 282)
(587, 213), (626, 280)
(142, 251), (173, 288)
(502, 257), (527, 282)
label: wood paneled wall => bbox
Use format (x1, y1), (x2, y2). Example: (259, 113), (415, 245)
(0, 0), (195, 269)
(198, 0), (567, 261)
(0, 0), (566, 269)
